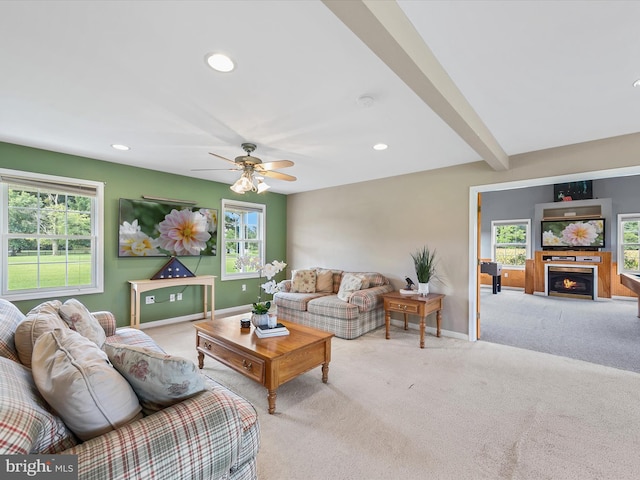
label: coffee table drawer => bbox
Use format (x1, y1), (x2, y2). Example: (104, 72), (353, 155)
(198, 335), (265, 383)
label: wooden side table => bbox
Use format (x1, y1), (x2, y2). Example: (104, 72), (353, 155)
(382, 291), (445, 348)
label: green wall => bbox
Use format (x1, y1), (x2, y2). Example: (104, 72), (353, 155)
(0, 142), (287, 327)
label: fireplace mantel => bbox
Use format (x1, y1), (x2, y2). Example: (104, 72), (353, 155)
(529, 250), (611, 298)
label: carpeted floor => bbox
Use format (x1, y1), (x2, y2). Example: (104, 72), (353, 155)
(480, 288), (640, 373)
(146, 319), (640, 480)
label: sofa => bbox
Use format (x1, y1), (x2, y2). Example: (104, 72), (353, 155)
(274, 268), (394, 339)
(0, 298), (259, 480)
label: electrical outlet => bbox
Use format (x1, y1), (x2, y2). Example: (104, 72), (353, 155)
(242, 284), (246, 292)
(145, 296), (155, 304)
(177, 293), (182, 301)
(504, 272), (509, 278)
(170, 294), (175, 302)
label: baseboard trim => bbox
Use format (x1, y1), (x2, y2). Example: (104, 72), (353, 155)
(138, 305), (251, 330)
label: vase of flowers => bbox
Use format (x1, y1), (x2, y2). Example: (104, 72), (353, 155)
(236, 258), (287, 328)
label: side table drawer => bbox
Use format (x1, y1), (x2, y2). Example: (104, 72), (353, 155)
(386, 301), (419, 314)
(197, 335), (265, 383)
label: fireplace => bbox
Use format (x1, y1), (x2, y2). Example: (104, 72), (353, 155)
(545, 264), (598, 300)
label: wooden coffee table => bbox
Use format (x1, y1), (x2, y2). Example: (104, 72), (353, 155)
(194, 317), (333, 414)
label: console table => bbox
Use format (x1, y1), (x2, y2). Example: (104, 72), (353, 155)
(382, 291), (444, 348)
(128, 275), (216, 328)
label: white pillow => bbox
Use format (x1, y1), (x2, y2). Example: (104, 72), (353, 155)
(32, 329), (141, 441)
(105, 343), (206, 415)
(337, 273), (363, 301)
(291, 269), (317, 293)
(58, 298), (106, 348)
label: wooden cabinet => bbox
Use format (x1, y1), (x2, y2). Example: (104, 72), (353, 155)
(532, 251), (611, 298)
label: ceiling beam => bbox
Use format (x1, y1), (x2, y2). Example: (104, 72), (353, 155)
(323, 0), (509, 171)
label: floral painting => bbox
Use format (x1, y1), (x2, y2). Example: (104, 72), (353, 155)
(542, 219), (605, 248)
(118, 199), (217, 257)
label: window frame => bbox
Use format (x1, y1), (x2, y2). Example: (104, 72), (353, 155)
(221, 199), (266, 281)
(0, 168), (104, 301)
(490, 218), (531, 270)
(618, 213), (640, 274)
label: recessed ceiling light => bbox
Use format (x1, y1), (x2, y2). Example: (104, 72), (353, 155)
(111, 144), (130, 151)
(205, 53), (235, 73)
(634, 79), (640, 87)
(373, 143), (388, 151)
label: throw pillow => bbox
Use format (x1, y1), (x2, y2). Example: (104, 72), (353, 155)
(104, 343), (206, 415)
(337, 273), (364, 301)
(58, 298), (107, 348)
(314, 268), (334, 293)
(14, 300), (67, 368)
(291, 269), (317, 293)
(32, 329), (142, 441)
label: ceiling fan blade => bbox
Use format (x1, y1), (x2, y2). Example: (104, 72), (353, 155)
(209, 152), (238, 164)
(259, 160), (294, 170)
(190, 167), (240, 172)
(260, 170), (297, 181)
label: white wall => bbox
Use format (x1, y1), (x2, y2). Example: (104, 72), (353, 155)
(286, 133), (640, 337)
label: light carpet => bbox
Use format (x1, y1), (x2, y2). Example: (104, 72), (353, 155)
(480, 288), (640, 374)
(146, 320), (640, 480)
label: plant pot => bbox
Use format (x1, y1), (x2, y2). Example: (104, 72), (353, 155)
(417, 282), (430, 296)
(251, 313), (270, 328)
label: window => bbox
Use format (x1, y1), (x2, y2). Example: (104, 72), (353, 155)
(221, 199), (265, 280)
(1, 169), (104, 300)
(618, 214), (640, 273)
(491, 219), (531, 268)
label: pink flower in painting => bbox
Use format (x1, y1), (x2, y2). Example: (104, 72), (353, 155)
(561, 222), (598, 247)
(129, 360), (149, 381)
(157, 209), (211, 256)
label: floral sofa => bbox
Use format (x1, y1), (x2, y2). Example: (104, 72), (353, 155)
(0, 298), (259, 480)
(273, 268), (394, 339)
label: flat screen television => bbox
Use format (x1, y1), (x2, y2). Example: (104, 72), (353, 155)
(118, 198), (218, 257)
(541, 218), (605, 250)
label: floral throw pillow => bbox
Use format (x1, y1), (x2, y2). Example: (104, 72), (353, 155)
(105, 343), (206, 415)
(337, 273), (364, 301)
(58, 298), (106, 348)
(291, 269), (317, 293)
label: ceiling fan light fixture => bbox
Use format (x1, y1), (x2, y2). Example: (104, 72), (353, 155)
(256, 178), (271, 193)
(111, 144), (130, 151)
(634, 79), (640, 87)
(373, 143), (388, 151)
(205, 53), (235, 73)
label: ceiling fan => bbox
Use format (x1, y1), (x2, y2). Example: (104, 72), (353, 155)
(192, 143), (296, 194)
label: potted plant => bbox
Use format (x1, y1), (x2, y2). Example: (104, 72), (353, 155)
(411, 245), (438, 296)
(251, 300), (271, 327)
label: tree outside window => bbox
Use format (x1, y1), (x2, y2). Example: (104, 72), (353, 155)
(221, 199), (265, 280)
(1, 169), (103, 300)
(619, 214), (640, 273)
(491, 220), (531, 267)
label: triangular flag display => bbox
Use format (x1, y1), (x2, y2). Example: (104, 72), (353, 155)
(151, 257), (195, 280)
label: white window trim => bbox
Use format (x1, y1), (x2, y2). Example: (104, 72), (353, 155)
(490, 218), (531, 270)
(0, 168), (104, 301)
(618, 213), (640, 274)
(221, 199), (266, 281)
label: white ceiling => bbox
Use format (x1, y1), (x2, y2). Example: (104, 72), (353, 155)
(1, 1), (639, 195)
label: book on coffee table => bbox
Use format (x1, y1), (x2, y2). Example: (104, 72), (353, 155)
(255, 324), (290, 338)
